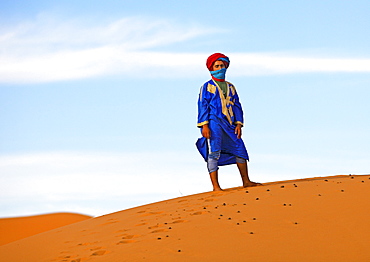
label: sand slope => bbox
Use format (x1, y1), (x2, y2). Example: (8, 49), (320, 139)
(0, 175), (369, 262)
(0, 212), (92, 246)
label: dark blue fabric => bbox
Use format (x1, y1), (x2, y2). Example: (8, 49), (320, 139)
(197, 80), (244, 128)
(196, 119), (249, 166)
(197, 79), (249, 166)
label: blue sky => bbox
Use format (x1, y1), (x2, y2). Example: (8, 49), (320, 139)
(1, 0), (369, 217)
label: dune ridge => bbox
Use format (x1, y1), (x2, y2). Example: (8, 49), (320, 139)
(0, 212), (92, 246)
(0, 174), (369, 262)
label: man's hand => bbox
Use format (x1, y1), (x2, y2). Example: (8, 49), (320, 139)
(235, 124), (242, 139)
(201, 124), (211, 139)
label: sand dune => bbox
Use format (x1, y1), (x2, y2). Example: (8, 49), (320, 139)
(0, 212), (92, 246)
(0, 175), (369, 262)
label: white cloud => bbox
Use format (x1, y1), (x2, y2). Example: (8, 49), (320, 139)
(0, 13), (209, 53)
(0, 14), (212, 83)
(231, 53), (370, 76)
(0, 14), (370, 83)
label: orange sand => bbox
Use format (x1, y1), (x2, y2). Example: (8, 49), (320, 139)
(0, 212), (92, 246)
(0, 175), (369, 262)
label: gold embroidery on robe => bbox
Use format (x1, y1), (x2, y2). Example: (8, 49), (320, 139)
(229, 85), (236, 96)
(197, 120), (209, 127)
(207, 83), (217, 94)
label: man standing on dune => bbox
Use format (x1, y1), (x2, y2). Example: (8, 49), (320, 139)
(196, 53), (261, 191)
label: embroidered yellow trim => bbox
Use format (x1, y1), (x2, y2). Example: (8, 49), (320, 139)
(229, 84), (236, 96)
(197, 120), (209, 127)
(207, 83), (217, 94)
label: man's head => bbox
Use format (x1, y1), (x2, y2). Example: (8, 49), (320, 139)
(206, 53), (230, 71)
(206, 53), (230, 81)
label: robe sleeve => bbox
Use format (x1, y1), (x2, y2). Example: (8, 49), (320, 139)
(232, 88), (244, 126)
(197, 83), (210, 127)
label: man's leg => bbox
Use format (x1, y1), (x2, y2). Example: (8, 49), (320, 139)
(236, 159), (261, 187)
(208, 151), (222, 191)
(209, 170), (222, 191)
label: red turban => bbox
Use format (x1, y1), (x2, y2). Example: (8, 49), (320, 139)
(206, 53), (230, 71)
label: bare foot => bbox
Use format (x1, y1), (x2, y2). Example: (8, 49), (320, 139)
(243, 181), (262, 188)
(213, 187), (223, 191)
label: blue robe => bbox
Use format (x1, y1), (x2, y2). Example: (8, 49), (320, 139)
(196, 79), (249, 166)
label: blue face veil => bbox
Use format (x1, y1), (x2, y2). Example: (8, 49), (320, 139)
(210, 68), (227, 79)
(210, 57), (230, 80)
